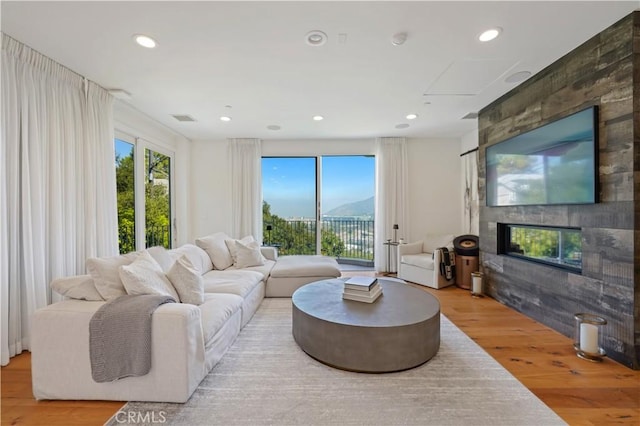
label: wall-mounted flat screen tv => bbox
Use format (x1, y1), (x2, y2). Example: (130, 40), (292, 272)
(486, 106), (598, 207)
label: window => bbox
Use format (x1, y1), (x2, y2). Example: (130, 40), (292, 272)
(114, 135), (175, 253)
(145, 148), (171, 248)
(498, 223), (582, 272)
(115, 139), (136, 254)
(262, 156), (375, 265)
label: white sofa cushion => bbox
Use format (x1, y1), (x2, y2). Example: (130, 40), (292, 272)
(199, 293), (243, 344)
(226, 235), (267, 264)
(50, 275), (104, 301)
(86, 252), (139, 301)
(167, 255), (205, 305)
(270, 255), (340, 278)
(147, 246), (176, 273)
(422, 234), (455, 253)
(171, 244), (214, 275)
(201, 270), (264, 298)
(227, 259), (275, 279)
(196, 232), (233, 270)
(225, 236), (254, 262)
(119, 251), (180, 301)
(233, 240), (265, 268)
(401, 253), (435, 270)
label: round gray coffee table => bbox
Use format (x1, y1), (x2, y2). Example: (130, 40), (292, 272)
(292, 278), (440, 373)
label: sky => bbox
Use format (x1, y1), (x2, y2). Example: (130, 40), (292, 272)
(115, 138), (133, 162)
(262, 156), (375, 218)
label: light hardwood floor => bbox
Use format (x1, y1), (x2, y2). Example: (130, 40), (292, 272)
(2, 276), (639, 426)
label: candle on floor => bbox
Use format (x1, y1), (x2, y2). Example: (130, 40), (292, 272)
(580, 323), (599, 354)
(472, 274), (482, 294)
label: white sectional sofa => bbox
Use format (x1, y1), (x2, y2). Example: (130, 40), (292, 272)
(31, 233), (340, 403)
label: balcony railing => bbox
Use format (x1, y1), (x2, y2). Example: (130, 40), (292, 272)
(264, 219), (374, 266)
(118, 224), (171, 254)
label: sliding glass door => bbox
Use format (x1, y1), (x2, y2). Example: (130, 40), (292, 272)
(321, 156), (375, 263)
(115, 139), (136, 253)
(114, 135), (175, 253)
(262, 157), (317, 254)
(262, 156), (375, 264)
(145, 148), (172, 248)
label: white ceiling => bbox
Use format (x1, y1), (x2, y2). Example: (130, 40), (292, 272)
(2, 1), (638, 141)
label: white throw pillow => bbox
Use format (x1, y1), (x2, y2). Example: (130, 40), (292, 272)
(225, 236), (256, 263)
(167, 255), (204, 305)
(234, 240), (265, 268)
(171, 244), (214, 274)
(86, 251), (139, 301)
(50, 275), (105, 301)
(119, 251), (179, 301)
(147, 246), (176, 273)
(195, 232), (233, 270)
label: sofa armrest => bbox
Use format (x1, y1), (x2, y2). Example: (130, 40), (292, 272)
(261, 246), (278, 261)
(398, 241), (423, 257)
(32, 300), (206, 402)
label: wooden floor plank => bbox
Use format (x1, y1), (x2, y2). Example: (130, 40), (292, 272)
(2, 276), (639, 425)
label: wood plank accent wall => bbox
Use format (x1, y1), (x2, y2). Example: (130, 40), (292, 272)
(478, 12), (639, 369)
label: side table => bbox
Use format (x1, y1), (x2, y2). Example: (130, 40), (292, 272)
(383, 240), (400, 274)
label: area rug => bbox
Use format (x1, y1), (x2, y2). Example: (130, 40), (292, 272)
(107, 298), (566, 425)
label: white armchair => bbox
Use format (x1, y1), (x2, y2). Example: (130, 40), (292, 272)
(397, 234), (456, 289)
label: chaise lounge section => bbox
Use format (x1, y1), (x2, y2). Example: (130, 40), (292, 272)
(31, 232), (340, 403)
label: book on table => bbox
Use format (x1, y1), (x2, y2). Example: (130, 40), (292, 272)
(344, 276), (378, 291)
(343, 282), (380, 296)
(342, 285), (383, 303)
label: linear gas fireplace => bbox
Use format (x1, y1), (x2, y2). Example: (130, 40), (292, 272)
(497, 223), (582, 273)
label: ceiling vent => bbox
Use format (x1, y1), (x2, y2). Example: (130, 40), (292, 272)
(462, 112), (478, 120)
(171, 114), (196, 122)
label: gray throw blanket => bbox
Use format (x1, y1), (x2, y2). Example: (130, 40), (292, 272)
(90, 294), (176, 383)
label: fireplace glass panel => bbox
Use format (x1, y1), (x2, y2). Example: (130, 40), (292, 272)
(501, 224), (582, 272)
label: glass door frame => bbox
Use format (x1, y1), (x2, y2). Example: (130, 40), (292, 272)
(116, 131), (176, 251)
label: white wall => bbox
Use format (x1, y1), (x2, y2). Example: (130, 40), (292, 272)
(189, 137), (463, 245)
(113, 101), (191, 246)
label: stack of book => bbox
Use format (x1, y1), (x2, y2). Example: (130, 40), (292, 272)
(342, 276), (382, 303)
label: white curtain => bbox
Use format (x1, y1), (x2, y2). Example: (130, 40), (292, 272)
(463, 149), (479, 235)
(374, 137), (409, 273)
(228, 138), (262, 241)
(1, 34), (118, 366)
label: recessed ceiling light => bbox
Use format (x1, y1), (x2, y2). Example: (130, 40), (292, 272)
(313, 115), (324, 121)
(133, 34), (157, 48)
(478, 27), (502, 42)
(406, 113), (418, 120)
(267, 125), (281, 131)
(505, 70), (532, 83)
(395, 123), (410, 129)
(306, 31), (327, 46)
(220, 116), (232, 122)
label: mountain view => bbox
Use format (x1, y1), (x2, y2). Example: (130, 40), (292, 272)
(325, 196), (374, 217)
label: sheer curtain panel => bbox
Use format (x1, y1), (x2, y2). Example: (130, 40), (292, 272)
(1, 34), (117, 365)
(463, 150), (479, 235)
(374, 137), (409, 273)
(228, 138), (262, 241)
